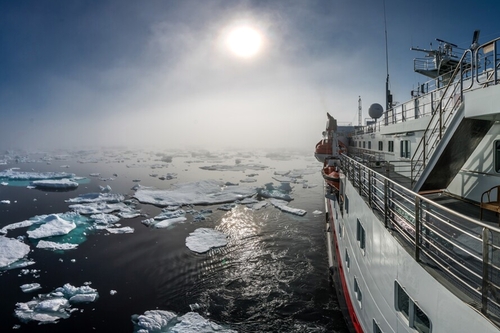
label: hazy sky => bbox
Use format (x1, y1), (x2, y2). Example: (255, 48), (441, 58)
(1, 0), (500, 151)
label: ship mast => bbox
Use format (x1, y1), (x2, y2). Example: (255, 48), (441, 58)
(358, 96), (362, 126)
(383, 0), (392, 124)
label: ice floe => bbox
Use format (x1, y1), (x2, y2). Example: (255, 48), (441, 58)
(134, 180), (256, 207)
(131, 310), (236, 333)
(30, 179), (79, 189)
(66, 192), (125, 204)
(0, 169), (76, 181)
(185, 228), (228, 253)
(27, 214), (76, 239)
(14, 283), (99, 324)
(1, 200), (10, 204)
(105, 226), (134, 234)
(257, 183), (293, 201)
(36, 240), (79, 251)
(269, 198), (307, 216)
(0, 236), (31, 268)
(20, 283), (42, 293)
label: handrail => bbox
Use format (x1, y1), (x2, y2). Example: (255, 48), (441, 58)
(339, 154), (500, 322)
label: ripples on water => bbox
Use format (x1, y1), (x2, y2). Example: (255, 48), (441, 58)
(0, 153), (349, 332)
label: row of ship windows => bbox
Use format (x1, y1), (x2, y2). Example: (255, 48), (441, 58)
(338, 197), (431, 333)
(354, 140), (411, 158)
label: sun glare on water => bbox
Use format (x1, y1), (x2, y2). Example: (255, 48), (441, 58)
(226, 26), (262, 58)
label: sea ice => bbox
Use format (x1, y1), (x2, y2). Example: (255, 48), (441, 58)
(1, 200), (10, 204)
(185, 228), (228, 254)
(0, 236), (31, 268)
(131, 310), (236, 333)
(269, 198), (307, 216)
(134, 180), (256, 207)
(0, 169), (76, 181)
(30, 178), (79, 189)
(66, 192), (124, 204)
(105, 226), (134, 234)
(20, 283), (42, 293)
(27, 214), (76, 239)
(14, 283), (99, 324)
(36, 240), (79, 251)
(257, 183), (293, 201)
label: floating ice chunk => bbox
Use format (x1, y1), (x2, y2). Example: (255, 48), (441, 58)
(238, 197), (259, 205)
(30, 179), (79, 189)
(20, 283), (42, 293)
(66, 192), (124, 204)
(1, 182), (8, 186)
(154, 209), (185, 220)
(134, 180), (256, 207)
(99, 185), (112, 193)
(131, 310), (236, 333)
(249, 200), (268, 210)
(269, 198), (306, 216)
(0, 169), (76, 181)
(272, 176), (294, 183)
(218, 203), (236, 211)
(153, 217), (186, 229)
(1, 200), (10, 204)
(185, 228), (228, 254)
(257, 183), (293, 201)
(312, 210), (322, 215)
(110, 290), (117, 295)
(90, 213), (121, 225)
(89, 173), (100, 177)
(0, 236), (30, 268)
(27, 214), (76, 239)
(240, 178), (257, 183)
(200, 164), (267, 172)
(14, 283), (98, 323)
(36, 240), (79, 251)
(105, 227), (134, 234)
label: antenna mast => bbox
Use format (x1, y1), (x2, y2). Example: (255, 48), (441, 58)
(358, 96), (362, 126)
(383, 0), (392, 124)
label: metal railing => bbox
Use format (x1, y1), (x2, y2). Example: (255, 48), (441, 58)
(340, 154), (500, 322)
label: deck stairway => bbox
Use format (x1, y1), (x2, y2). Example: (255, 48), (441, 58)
(410, 47), (496, 192)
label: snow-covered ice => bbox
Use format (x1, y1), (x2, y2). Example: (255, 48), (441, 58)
(27, 214), (76, 239)
(185, 228), (228, 253)
(257, 183), (293, 201)
(106, 226), (134, 234)
(131, 310), (236, 333)
(134, 180), (256, 207)
(14, 283), (99, 324)
(20, 283), (42, 293)
(269, 198), (307, 216)
(36, 240), (79, 251)
(0, 236), (31, 268)
(30, 179), (79, 189)
(66, 192), (124, 204)
(0, 169), (76, 181)
(1, 200), (10, 204)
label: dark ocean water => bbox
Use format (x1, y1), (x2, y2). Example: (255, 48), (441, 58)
(0, 149), (349, 332)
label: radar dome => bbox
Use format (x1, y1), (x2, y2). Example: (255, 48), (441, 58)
(369, 103), (384, 119)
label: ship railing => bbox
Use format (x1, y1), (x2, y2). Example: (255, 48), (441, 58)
(341, 154), (500, 323)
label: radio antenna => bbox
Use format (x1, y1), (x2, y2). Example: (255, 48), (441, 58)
(383, 0), (392, 123)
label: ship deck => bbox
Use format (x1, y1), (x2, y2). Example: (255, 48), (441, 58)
(347, 160), (500, 327)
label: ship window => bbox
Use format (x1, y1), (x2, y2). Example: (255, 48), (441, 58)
(388, 141), (394, 152)
(395, 281), (432, 333)
(395, 282), (410, 319)
(338, 222), (343, 238)
(495, 141), (500, 172)
(356, 219), (366, 250)
(363, 141), (366, 149)
(345, 196), (349, 214)
(358, 141), (361, 148)
(368, 141), (372, 149)
(400, 140), (411, 158)
(354, 277), (362, 304)
(373, 320), (383, 333)
(378, 141), (383, 151)
(345, 249), (350, 269)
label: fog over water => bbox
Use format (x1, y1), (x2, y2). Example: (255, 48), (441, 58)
(2, 1), (498, 152)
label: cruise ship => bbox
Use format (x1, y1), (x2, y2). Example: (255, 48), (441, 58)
(316, 31), (500, 332)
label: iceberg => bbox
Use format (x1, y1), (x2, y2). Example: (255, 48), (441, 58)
(269, 198), (306, 216)
(30, 179), (79, 189)
(1, 199), (10, 204)
(0, 236), (31, 268)
(27, 214), (76, 239)
(134, 180), (256, 207)
(131, 310), (236, 333)
(185, 228), (228, 254)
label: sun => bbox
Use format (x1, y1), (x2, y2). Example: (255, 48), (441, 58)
(226, 26), (262, 58)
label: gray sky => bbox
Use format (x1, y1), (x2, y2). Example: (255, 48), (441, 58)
(1, 0), (499, 151)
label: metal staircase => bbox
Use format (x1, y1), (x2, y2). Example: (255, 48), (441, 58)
(410, 50), (472, 191)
